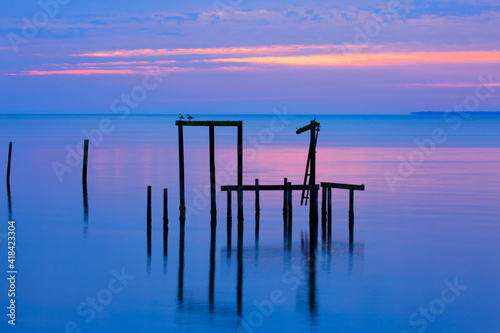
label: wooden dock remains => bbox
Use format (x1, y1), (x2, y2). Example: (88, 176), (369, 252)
(176, 120), (243, 224)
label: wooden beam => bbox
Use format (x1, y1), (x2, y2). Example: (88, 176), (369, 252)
(176, 120), (241, 127)
(221, 184), (319, 191)
(321, 182), (365, 191)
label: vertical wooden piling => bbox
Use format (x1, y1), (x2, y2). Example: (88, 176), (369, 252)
(227, 190), (232, 250)
(147, 186), (152, 254)
(82, 139), (89, 183)
(209, 125), (216, 226)
(321, 186), (327, 239)
(6, 142), (12, 184)
(287, 182), (293, 227)
(349, 188), (354, 241)
(255, 179), (260, 236)
(163, 188), (169, 256)
(283, 178), (288, 231)
(178, 125), (186, 221)
(327, 187), (332, 237)
(237, 122), (243, 223)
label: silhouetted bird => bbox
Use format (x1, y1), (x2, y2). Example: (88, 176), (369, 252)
(187, 114), (195, 121)
(179, 114), (185, 120)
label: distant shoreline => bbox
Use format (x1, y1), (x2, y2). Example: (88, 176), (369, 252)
(411, 111), (500, 115)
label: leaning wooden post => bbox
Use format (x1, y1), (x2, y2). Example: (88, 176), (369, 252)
(209, 125), (217, 226)
(349, 188), (354, 241)
(147, 186), (152, 254)
(163, 188), (169, 255)
(82, 139), (89, 183)
(237, 122), (243, 223)
(6, 142), (12, 184)
(327, 187), (332, 237)
(321, 185), (327, 240)
(255, 179), (260, 235)
(178, 125), (186, 222)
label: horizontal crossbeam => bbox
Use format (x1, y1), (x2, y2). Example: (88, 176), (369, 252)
(321, 182), (365, 191)
(176, 120), (242, 127)
(221, 184), (319, 192)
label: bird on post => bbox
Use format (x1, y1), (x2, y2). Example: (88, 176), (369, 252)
(187, 114), (195, 121)
(179, 114), (185, 120)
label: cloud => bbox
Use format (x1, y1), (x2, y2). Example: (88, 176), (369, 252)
(72, 44), (361, 57)
(207, 51), (500, 67)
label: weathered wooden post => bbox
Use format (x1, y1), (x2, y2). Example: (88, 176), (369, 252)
(237, 122), (243, 223)
(287, 181), (293, 227)
(209, 125), (217, 226)
(283, 177), (288, 231)
(349, 188), (354, 241)
(163, 188), (169, 256)
(82, 139), (89, 183)
(6, 142), (12, 184)
(321, 185), (327, 240)
(255, 179), (260, 235)
(327, 187), (332, 237)
(178, 125), (186, 222)
(227, 189), (232, 250)
(147, 186), (152, 254)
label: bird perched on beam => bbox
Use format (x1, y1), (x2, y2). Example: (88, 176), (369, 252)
(187, 114), (195, 121)
(179, 114), (185, 120)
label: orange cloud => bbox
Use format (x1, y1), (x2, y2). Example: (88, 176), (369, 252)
(73, 44), (363, 57)
(208, 51), (500, 66)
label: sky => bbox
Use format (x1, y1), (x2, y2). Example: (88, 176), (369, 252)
(1, 0), (500, 114)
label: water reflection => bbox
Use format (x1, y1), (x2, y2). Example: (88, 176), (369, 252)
(6, 182), (12, 221)
(82, 181), (88, 236)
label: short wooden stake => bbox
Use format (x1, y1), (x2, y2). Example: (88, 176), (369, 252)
(6, 142), (12, 184)
(321, 186), (327, 239)
(349, 188), (354, 241)
(327, 187), (332, 237)
(147, 186), (152, 254)
(82, 139), (89, 183)
(255, 179), (260, 235)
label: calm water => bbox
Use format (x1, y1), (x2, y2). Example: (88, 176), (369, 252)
(0, 114), (499, 332)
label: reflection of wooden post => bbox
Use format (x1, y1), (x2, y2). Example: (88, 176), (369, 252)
(237, 122), (243, 223)
(178, 125), (186, 221)
(147, 186), (152, 254)
(209, 125), (216, 226)
(163, 188), (169, 255)
(349, 188), (354, 241)
(82, 139), (89, 183)
(6, 142), (12, 184)
(255, 179), (260, 234)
